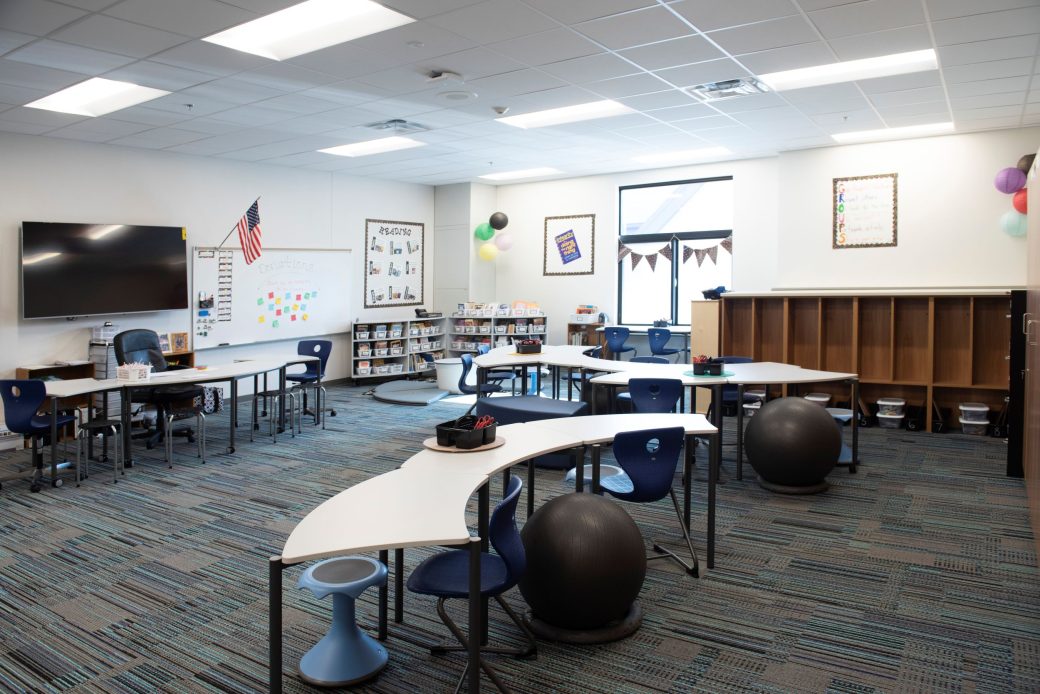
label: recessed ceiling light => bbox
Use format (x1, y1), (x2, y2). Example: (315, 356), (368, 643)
(437, 90), (478, 103)
(633, 147), (732, 165)
(203, 0), (414, 61)
(497, 100), (634, 129)
(318, 136), (425, 157)
(479, 167), (562, 181)
(831, 121), (954, 144)
(758, 49), (937, 91)
(25, 77), (169, 117)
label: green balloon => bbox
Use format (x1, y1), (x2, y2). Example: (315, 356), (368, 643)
(474, 222), (495, 241)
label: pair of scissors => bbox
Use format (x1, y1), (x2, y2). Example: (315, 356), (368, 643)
(475, 415), (495, 429)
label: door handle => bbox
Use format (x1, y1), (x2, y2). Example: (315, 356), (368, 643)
(1024, 312), (1033, 335)
(1027, 318), (1039, 346)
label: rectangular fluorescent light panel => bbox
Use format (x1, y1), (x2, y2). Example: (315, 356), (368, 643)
(497, 100), (634, 129)
(479, 167), (561, 181)
(758, 49), (937, 91)
(319, 136), (424, 157)
(25, 78), (169, 117)
(633, 147), (731, 165)
(831, 121), (954, 144)
(203, 0), (414, 61)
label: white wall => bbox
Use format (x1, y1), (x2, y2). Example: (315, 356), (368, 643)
(0, 132), (434, 382)
(776, 127), (1038, 290)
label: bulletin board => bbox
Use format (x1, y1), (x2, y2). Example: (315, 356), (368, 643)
(364, 219), (424, 308)
(833, 173), (898, 248)
(192, 247), (352, 349)
(544, 214), (595, 275)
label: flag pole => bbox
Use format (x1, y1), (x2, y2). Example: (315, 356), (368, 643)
(217, 197), (261, 249)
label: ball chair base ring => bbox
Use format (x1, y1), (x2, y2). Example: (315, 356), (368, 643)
(523, 602), (643, 644)
(757, 477), (831, 495)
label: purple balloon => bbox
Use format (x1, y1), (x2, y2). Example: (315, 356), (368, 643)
(995, 167), (1026, 194)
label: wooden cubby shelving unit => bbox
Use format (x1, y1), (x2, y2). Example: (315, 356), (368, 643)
(720, 292), (1011, 432)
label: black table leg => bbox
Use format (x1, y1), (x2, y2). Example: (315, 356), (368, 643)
(50, 398), (59, 485)
(574, 446), (585, 493)
(591, 444), (601, 495)
(527, 459), (535, 517)
(468, 538), (482, 694)
(850, 379), (859, 473)
(478, 483), (490, 644)
(394, 547), (404, 623)
(708, 431), (718, 569)
(228, 379), (237, 454)
(736, 384), (745, 480)
(684, 434), (693, 529)
(378, 549), (388, 640)
(269, 556), (286, 694)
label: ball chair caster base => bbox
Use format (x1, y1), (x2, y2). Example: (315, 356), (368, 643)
(523, 602), (642, 644)
(756, 476), (830, 495)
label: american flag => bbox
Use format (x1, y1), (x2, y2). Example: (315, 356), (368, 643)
(237, 200), (262, 264)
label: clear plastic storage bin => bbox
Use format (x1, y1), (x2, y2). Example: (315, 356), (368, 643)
(959, 417), (988, 435)
(877, 413), (904, 429)
(959, 402), (989, 422)
(805, 393), (831, 406)
(877, 398), (906, 416)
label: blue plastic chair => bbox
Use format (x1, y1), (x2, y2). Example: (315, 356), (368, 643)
(297, 555), (388, 686)
(604, 327), (636, 360)
(615, 358), (670, 409)
(627, 378), (683, 414)
(563, 345), (603, 398)
(647, 328), (680, 362)
(601, 426), (698, 577)
(478, 343), (516, 391)
(0, 379), (77, 492)
(407, 476), (535, 692)
(459, 353), (503, 415)
(706, 355), (754, 419)
(288, 340), (333, 427)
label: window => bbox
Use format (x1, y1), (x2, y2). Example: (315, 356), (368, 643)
(618, 177), (733, 325)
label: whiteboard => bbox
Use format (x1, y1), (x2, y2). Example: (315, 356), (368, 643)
(192, 247), (352, 349)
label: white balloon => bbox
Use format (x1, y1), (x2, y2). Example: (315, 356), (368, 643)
(494, 233), (514, 251)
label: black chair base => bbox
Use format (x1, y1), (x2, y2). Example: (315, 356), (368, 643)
(645, 490), (699, 577)
(523, 602), (642, 644)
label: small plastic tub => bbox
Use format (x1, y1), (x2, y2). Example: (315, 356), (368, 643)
(877, 398), (906, 416)
(877, 413), (904, 429)
(959, 402), (989, 422)
(743, 401), (761, 417)
(959, 417), (988, 435)
(745, 389), (766, 402)
(805, 392), (831, 406)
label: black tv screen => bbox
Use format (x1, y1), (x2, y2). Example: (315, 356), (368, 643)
(21, 221), (188, 319)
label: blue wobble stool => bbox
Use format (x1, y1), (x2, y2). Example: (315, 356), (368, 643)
(297, 556), (388, 687)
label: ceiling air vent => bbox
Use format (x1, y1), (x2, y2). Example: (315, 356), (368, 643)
(363, 118), (429, 134)
(686, 77), (768, 102)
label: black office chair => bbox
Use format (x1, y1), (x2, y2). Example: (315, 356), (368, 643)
(113, 329), (203, 456)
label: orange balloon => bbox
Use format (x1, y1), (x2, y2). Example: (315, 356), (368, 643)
(1013, 188), (1027, 214)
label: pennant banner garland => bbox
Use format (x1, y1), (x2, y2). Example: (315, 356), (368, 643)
(617, 235), (732, 271)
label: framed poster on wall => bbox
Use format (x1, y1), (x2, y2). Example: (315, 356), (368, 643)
(833, 173), (898, 249)
(364, 219), (423, 308)
(544, 214), (595, 276)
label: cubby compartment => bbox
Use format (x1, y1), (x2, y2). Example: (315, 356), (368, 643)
(893, 298), (929, 383)
(787, 298), (820, 369)
(933, 386), (1006, 433)
(754, 297), (785, 362)
(972, 297), (1010, 387)
(821, 298), (854, 373)
(858, 297), (893, 381)
(932, 297), (971, 385)
(723, 299), (754, 358)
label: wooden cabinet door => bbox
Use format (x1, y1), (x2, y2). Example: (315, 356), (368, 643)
(1025, 151), (1040, 556)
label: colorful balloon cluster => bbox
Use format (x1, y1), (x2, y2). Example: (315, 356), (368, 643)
(994, 153), (1034, 237)
(475, 211), (512, 261)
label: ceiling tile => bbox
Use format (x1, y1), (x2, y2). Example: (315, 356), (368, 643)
(539, 52), (641, 83)
(50, 0), (126, 10)
(151, 40), (271, 77)
(205, 104), (293, 126)
(109, 126), (208, 148)
(654, 58), (750, 87)
(0, 58), (84, 91)
(811, 108), (885, 128)
(932, 7), (1040, 46)
(809, 0), (925, 40)
(181, 76), (286, 104)
(0, 0), (87, 36)
(489, 28), (602, 66)
(926, 0), (1040, 22)
(421, 46), (527, 81)
(647, 101), (718, 120)
(947, 75), (1032, 98)
(233, 62), (340, 92)
(869, 86), (946, 107)
(0, 118), (56, 135)
(953, 104), (1025, 119)
(943, 57), (1035, 83)
(468, 68), (567, 98)
(6, 39), (135, 75)
(103, 0), (258, 38)
(709, 92), (788, 113)
(858, 70), (942, 93)
(104, 104), (191, 126)
(376, 0), (485, 20)
(671, 0), (799, 32)
(352, 20), (478, 65)
(426, 0), (557, 44)
(167, 116), (244, 135)
(618, 88), (697, 110)
(103, 60), (215, 91)
(144, 92), (235, 117)
(619, 35), (724, 71)
(50, 14), (188, 59)
(951, 92), (1025, 109)
(738, 41), (835, 74)
(256, 93), (342, 115)
(0, 105), (85, 127)
(520, 0), (657, 24)
(829, 24), (933, 61)
(0, 81), (49, 104)
(0, 29), (35, 55)
(707, 16), (819, 55)
(576, 6), (693, 50)
(49, 117), (151, 139)
(504, 84), (602, 110)
(936, 34), (1039, 66)
(873, 100), (949, 118)
(587, 72), (671, 98)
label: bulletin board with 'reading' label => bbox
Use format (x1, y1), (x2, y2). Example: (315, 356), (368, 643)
(192, 247), (352, 349)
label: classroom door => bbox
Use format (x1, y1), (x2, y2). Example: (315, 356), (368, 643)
(1025, 150), (1040, 556)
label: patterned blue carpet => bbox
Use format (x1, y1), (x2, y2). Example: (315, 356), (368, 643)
(0, 384), (1037, 693)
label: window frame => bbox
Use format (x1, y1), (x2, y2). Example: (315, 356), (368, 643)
(617, 175), (733, 326)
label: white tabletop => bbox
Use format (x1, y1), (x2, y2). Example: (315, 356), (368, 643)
(44, 377), (123, 398)
(595, 325), (692, 335)
(144, 359), (289, 385)
(474, 344), (631, 372)
(400, 423), (581, 477)
(282, 468), (489, 564)
(724, 362), (856, 384)
(527, 413), (715, 444)
(590, 365), (728, 386)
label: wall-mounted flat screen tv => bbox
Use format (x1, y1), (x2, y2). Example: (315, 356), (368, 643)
(21, 221), (188, 319)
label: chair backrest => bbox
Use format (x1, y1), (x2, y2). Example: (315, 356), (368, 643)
(630, 356), (668, 364)
(297, 340), (332, 377)
(603, 327), (630, 351)
(489, 475), (525, 588)
(0, 380), (46, 434)
(647, 328), (672, 353)
(714, 356), (753, 400)
(609, 427), (685, 503)
(628, 378), (683, 414)
(582, 346), (602, 358)
(458, 353), (476, 395)
(113, 329), (168, 371)
(477, 344), (490, 355)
